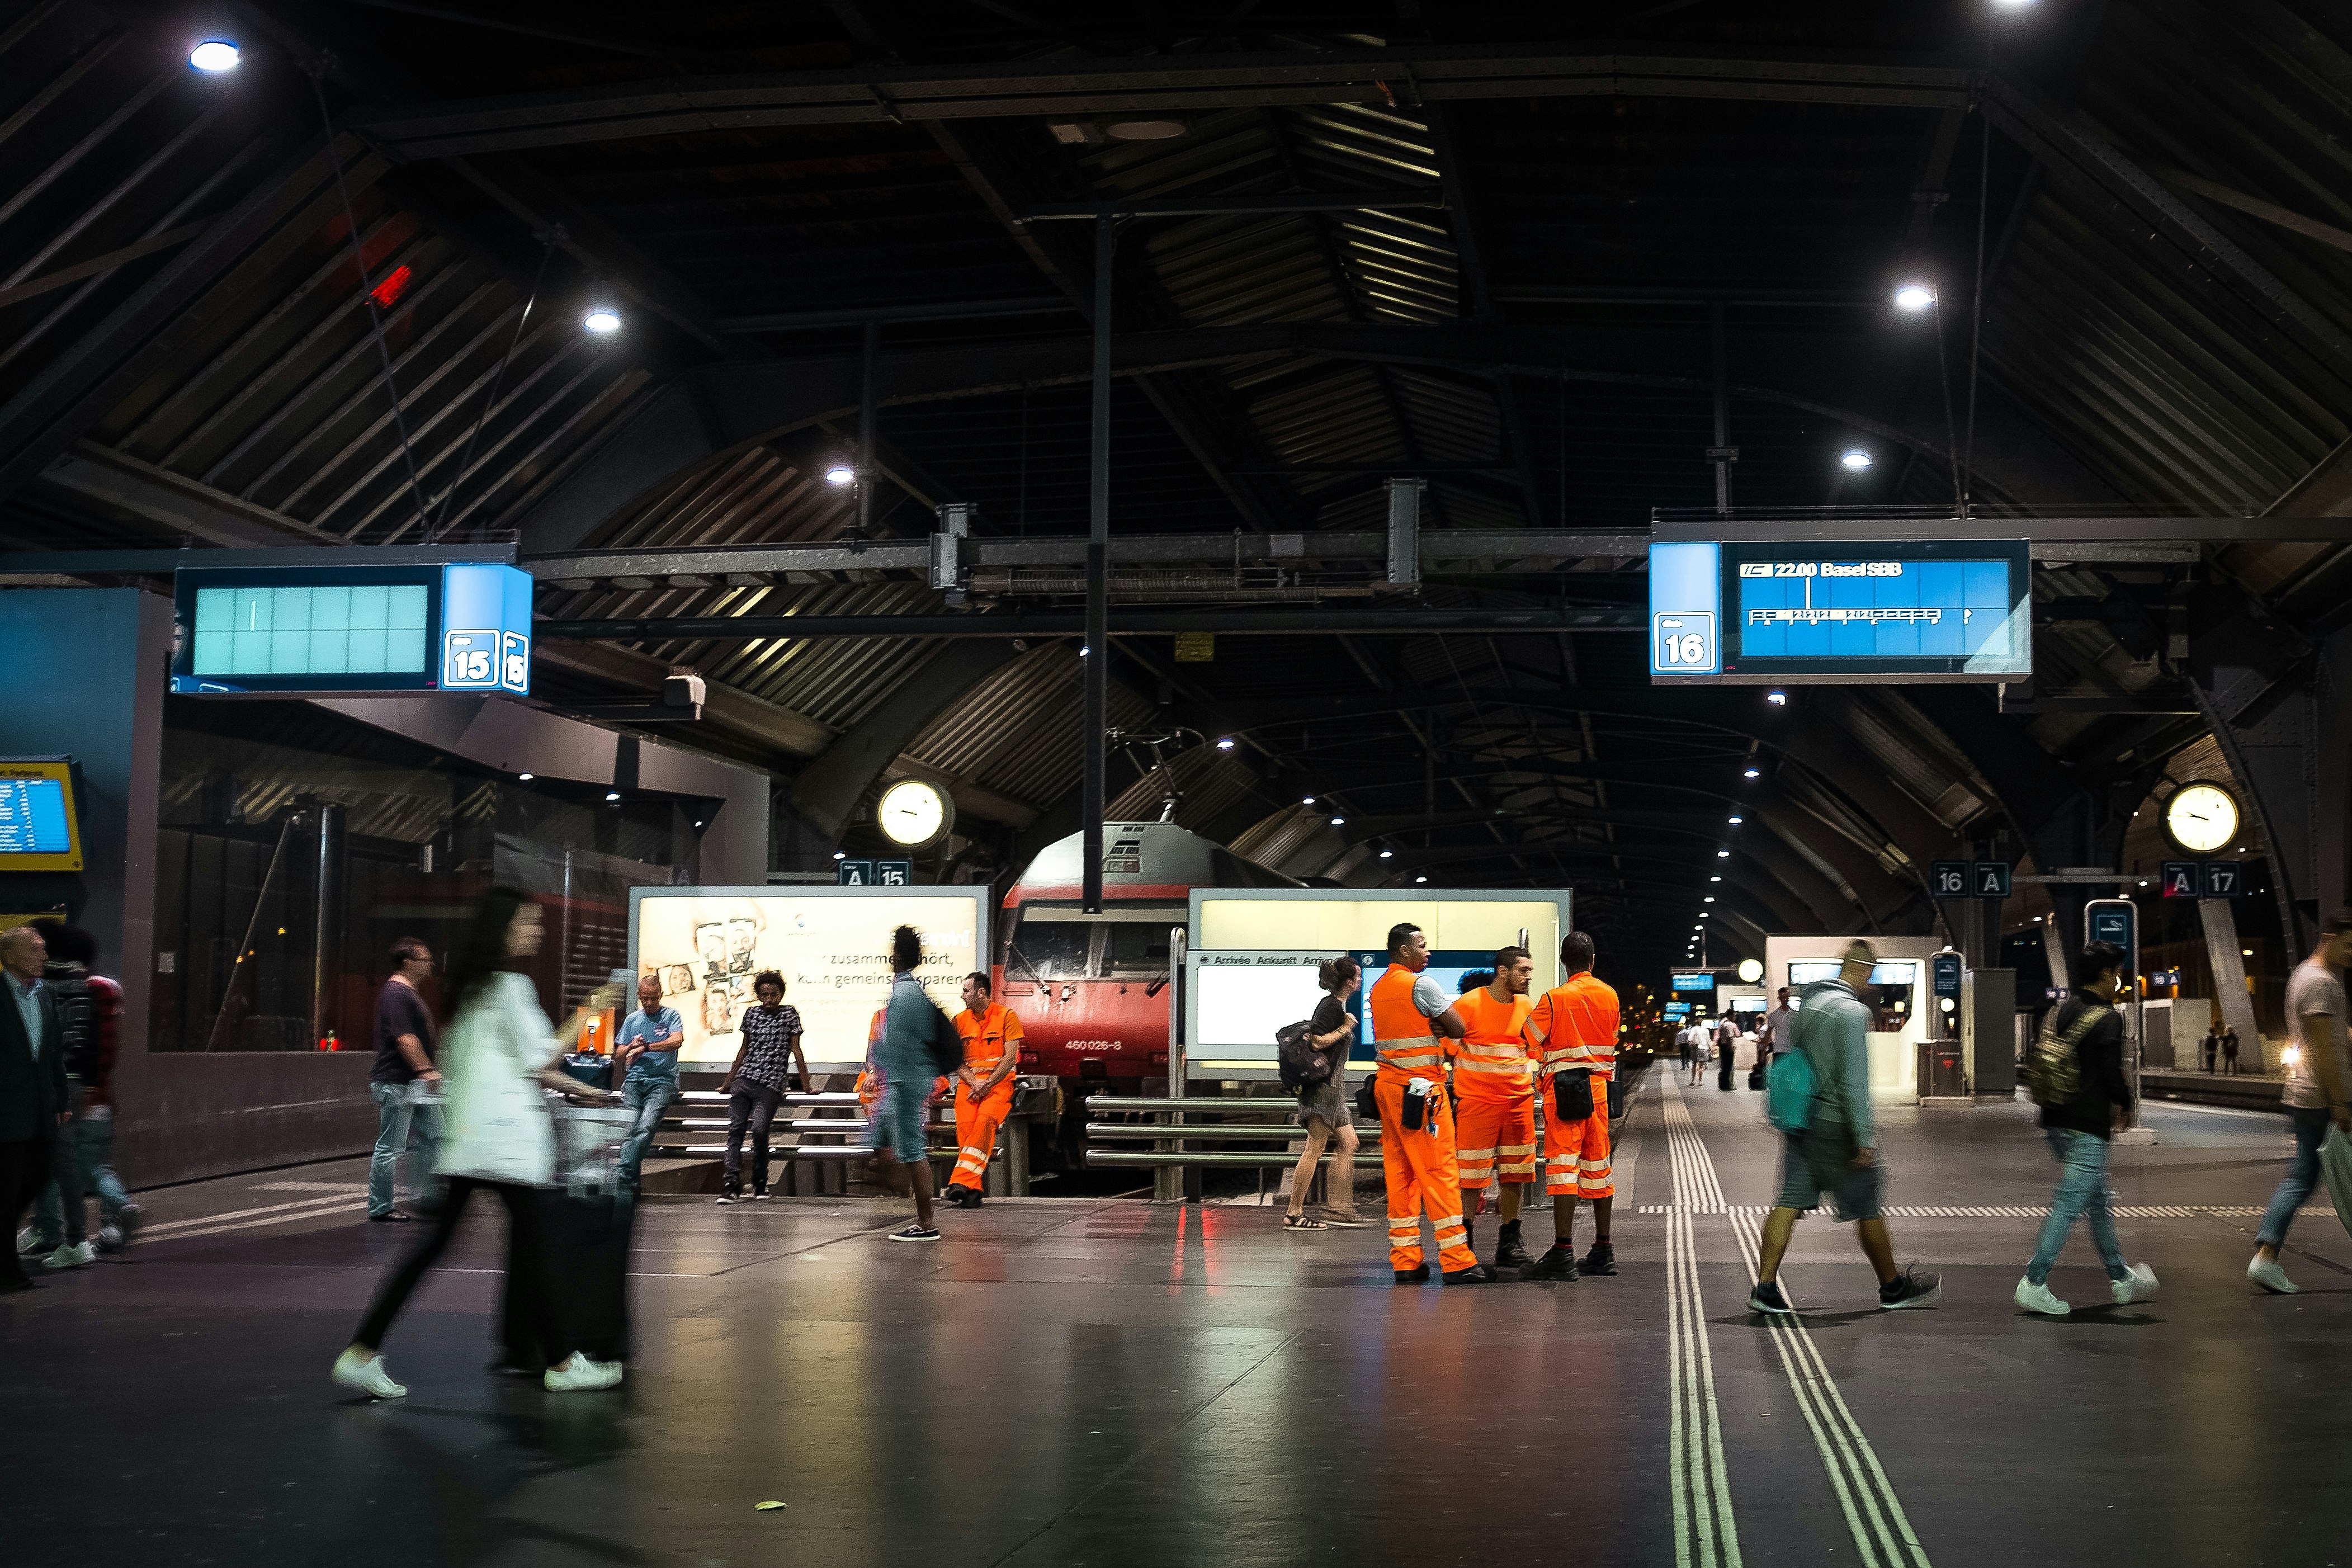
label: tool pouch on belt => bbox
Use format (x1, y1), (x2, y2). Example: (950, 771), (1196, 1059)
(1552, 1068), (1595, 1122)
(1402, 1076), (1433, 1131)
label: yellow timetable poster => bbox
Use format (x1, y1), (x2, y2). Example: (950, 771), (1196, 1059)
(631, 892), (979, 1065)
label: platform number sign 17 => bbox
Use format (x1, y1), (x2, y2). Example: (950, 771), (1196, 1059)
(1652, 612), (1716, 673)
(1932, 861), (1969, 899)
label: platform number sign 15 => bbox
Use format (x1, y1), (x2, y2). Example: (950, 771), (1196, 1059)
(443, 628), (499, 688)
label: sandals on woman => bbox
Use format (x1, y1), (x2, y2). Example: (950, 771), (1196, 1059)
(1283, 1213), (1328, 1231)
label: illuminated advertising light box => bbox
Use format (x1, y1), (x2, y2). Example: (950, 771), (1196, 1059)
(1650, 539), (2032, 684)
(0, 758), (82, 871)
(171, 563), (532, 695)
(1184, 889), (1571, 1079)
(1670, 971), (1715, 992)
(628, 886), (989, 1068)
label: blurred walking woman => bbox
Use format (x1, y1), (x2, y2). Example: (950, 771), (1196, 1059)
(1284, 956), (1367, 1230)
(332, 887), (625, 1400)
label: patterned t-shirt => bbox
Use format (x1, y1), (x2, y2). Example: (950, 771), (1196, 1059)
(736, 1003), (803, 1092)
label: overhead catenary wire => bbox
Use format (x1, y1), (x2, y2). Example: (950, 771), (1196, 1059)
(428, 236), (551, 543)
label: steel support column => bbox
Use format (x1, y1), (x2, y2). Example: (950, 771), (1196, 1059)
(1083, 211), (1112, 915)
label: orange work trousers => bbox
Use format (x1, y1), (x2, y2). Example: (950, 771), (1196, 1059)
(1375, 1075), (1477, 1273)
(951, 1079), (1014, 1191)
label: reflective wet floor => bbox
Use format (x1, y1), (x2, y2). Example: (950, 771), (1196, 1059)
(8, 1077), (2350, 1567)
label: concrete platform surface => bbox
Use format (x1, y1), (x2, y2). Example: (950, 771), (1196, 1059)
(7, 1078), (2350, 1567)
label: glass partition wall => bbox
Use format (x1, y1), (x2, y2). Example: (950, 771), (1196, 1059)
(150, 700), (717, 1051)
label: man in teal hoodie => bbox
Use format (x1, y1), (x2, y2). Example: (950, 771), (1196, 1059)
(1748, 939), (1940, 1314)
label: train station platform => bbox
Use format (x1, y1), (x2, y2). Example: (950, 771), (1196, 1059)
(4, 1079), (2344, 1568)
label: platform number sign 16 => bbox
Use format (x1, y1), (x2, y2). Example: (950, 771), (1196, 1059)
(1932, 861), (1970, 898)
(1652, 611), (1716, 673)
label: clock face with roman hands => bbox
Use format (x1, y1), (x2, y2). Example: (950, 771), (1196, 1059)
(2163, 782), (2238, 855)
(878, 778), (952, 847)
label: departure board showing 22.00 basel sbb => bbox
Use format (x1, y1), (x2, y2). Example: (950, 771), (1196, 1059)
(1646, 539), (2033, 684)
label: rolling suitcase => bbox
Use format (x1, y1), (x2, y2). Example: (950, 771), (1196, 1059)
(500, 1102), (637, 1369)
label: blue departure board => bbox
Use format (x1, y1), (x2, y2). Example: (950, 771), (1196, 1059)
(171, 563), (532, 695)
(1650, 538), (2031, 684)
(0, 760), (82, 871)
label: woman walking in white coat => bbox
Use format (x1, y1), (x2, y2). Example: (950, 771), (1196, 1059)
(332, 887), (625, 1399)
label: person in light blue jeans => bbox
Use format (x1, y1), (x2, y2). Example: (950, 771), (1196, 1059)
(2015, 941), (2156, 1315)
(2248, 911), (2352, 1294)
(615, 973), (685, 1195)
(367, 939), (444, 1222)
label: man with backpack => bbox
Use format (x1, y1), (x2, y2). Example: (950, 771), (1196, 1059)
(1750, 939), (1940, 1314)
(2014, 940), (2159, 1315)
(871, 924), (944, 1241)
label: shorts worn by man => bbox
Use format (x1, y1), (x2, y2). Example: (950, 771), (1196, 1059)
(1452, 951), (1537, 1270)
(615, 976), (686, 1196)
(946, 974), (1023, 1207)
(1523, 933), (1620, 1279)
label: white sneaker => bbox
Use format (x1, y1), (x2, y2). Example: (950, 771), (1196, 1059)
(15, 1226), (41, 1255)
(2111, 1263), (2159, 1305)
(543, 1353), (624, 1392)
(2248, 1254), (2300, 1295)
(331, 1347), (407, 1399)
(2013, 1276), (2070, 1316)
(42, 1240), (95, 1271)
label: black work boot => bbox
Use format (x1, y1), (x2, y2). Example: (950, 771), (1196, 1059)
(1394, 1263), (1430, 1284)
(1443, 1263), (1498, 1284)
(1524, 1244), (1581, 1282)
(1579, 1239), (1618, 1276)
(1493, 1219), (1534, 1272)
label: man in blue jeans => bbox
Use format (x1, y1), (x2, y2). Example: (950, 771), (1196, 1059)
(615, 973), (686, 1195)
(2014, 940), (2158, 1315)
(366, 938), (442, 1222)
(2247, 909), (2352, 1293)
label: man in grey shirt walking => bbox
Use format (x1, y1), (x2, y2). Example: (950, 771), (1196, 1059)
(1761, 988), (1795, 1073)
(1748, 939), (1939, 1314)
(2247, 908), (2352, 1293)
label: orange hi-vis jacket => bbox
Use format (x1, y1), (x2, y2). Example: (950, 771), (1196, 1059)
(1525, 971), (1621, 1083)
(955, 1002), (1023, 1079)
(1451, 986), (1536, 1102)
(1368, 964), (1449, 1082)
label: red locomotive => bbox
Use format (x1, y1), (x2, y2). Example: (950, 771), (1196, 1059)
(995, 820), (1299, 1088)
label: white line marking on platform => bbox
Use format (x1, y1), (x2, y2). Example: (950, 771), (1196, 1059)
(1665, 1081), (1931, 1568)
(1663, 1083), (1741, 1568)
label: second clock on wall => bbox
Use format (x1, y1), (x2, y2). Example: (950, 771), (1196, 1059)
(877, 777), (953, 848)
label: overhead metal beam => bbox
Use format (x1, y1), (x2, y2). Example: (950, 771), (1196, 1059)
(347, 46), (1977, 160)
(789, 641), (1022, 839)
(36, 442), (343, 549)
(1981, 73), (2352, 373)
(540, 607), (1647, 640)
(1021, 192), (1444, 220)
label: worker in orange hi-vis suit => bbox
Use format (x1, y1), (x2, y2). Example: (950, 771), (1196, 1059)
(1452, 946), (1540, 1271)
(1521, 929), (1623, 1281)
(944, 971), (1022, 1209)
(1368, 920), (1494, 1284)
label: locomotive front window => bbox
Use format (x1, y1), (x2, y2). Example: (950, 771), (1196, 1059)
(1010, 920), (1093, 980)
(1105, 924), (1172, 976)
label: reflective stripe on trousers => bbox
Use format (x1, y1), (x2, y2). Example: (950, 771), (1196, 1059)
(1376, 1075), (1477, 1274)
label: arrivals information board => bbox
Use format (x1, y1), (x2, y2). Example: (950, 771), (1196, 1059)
(1651, 538), (2033, 684)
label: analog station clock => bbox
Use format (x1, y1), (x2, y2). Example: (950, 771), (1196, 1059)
(2163, 781), (2240, 854)
(877, 778), (952, 847)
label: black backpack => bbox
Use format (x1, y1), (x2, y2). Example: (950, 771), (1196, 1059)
(926, 999), (966, 1077)
(1276, 1020), (1331, 1093)
(50, 969), (101, 1084)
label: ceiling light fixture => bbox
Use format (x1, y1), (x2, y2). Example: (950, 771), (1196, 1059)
(1893, 283), (1936, 311)
(189, 39), (241, 71)
(1840, 449), (1873, 471)
(605, 791), (621, 802)
(583, 306), (622, 334)
(1415, 876), (1428, 884)
(1717, 849), (1730, 858)
(1744, 767), (1760, 778)
(1215, 737), (1235, 750)
(1329, 816), (1345, 826)
(824, 465), (856, 486)
(1765, 691), (1787, 706)
(833, 851), (847, 861)
(1379, 849), (1393, 859)
(516, 772), (533, 781)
